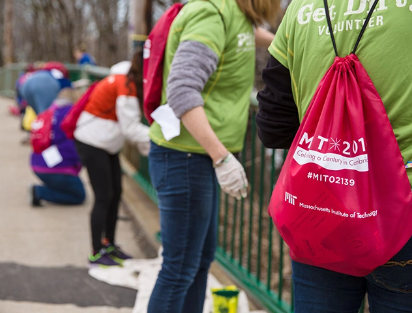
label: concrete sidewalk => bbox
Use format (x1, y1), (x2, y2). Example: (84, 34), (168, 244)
(0, 97), (261, 312)
(0, 98), (147, 312)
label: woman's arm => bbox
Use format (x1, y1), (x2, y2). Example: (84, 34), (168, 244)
(181, 106), (228, 162)
(256, 55), (300, 149)
(116, 96), (150, 143)
(167, 40), (229, 161)
(255, 26), (275, 48)
(168, 41), (248, 199)
(166, 41), (218, 118)
(181, 106), (247, 200)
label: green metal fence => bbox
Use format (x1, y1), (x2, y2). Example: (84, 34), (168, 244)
(215, 106), (294, 313)
(0, 63), (110, 98)
(0, 63), (366, 313)
(0, 64), (26, 98)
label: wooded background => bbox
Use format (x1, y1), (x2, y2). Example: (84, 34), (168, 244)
(1, 0), (132, 66)
(1, 0), (291, 68)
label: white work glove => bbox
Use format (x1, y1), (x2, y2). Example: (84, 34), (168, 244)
(214, 153), (248, 200)
(137, 140), (151, 157)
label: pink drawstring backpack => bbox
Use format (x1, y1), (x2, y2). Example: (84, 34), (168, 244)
(30, 107), (55, 153)
(269, 0), (412, 276)
(60, 81), (99, 139)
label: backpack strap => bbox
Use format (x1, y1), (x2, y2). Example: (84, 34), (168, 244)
(323, 0), (380, 57)
(352, 0), (380, 54)
(323, 0), (338, 57)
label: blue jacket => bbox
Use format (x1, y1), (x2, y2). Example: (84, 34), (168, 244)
(78, 53), (96, 66)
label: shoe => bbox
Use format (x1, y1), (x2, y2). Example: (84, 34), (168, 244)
(88, 249), (121, 268)
(106, 244), (132, 264)
(9, 105), (21, 116)
(20, 136), (30, 145)
(29, 185), (41, 207)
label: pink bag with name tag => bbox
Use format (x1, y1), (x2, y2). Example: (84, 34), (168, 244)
(268, 0), (412, 276)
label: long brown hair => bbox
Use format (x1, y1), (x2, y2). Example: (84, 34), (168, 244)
(126, 50), (144, 112)
(236, 0), (280, 25)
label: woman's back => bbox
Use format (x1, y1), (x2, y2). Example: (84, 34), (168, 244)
(271, 0), (412, 164)
(84, 75), (134, 121)
(150, 0), (256, 153)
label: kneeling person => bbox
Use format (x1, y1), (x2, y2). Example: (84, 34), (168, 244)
(30, 88), (85, 206)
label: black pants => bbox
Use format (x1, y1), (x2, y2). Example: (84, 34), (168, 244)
(75, 140), (122, 252)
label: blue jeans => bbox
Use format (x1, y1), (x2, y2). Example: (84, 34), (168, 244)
(147, 143), (218, 313)
(20, 71), (60, 114)
(292, 237), (412, 313)
(34, 173), (85, 205)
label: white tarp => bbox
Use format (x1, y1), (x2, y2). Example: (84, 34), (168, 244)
(89, 253), (264, 313)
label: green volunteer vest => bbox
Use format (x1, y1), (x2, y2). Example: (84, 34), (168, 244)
(149, 0), (255, 153)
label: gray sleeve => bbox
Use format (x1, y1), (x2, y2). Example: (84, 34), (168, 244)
(167, 41), (219, 119)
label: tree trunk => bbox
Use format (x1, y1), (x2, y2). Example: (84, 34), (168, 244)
(3, 0), (13, 65)
(145, 0), (153, 32)
(132, 0), (152, 111)
(134, 0), (148, 37)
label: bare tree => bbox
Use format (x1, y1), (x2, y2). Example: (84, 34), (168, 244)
(2, 0), (289, 68)
(0, 0), (4, 66)
(3, 0), (13, 65)
(9, 0), (131, 66)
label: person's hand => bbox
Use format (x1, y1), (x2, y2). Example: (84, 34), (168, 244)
(214, 153), (248, 200)
(137, 140), (151, 157)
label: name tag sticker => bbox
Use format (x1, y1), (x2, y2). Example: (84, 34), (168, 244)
(42, 145), (63, 168)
